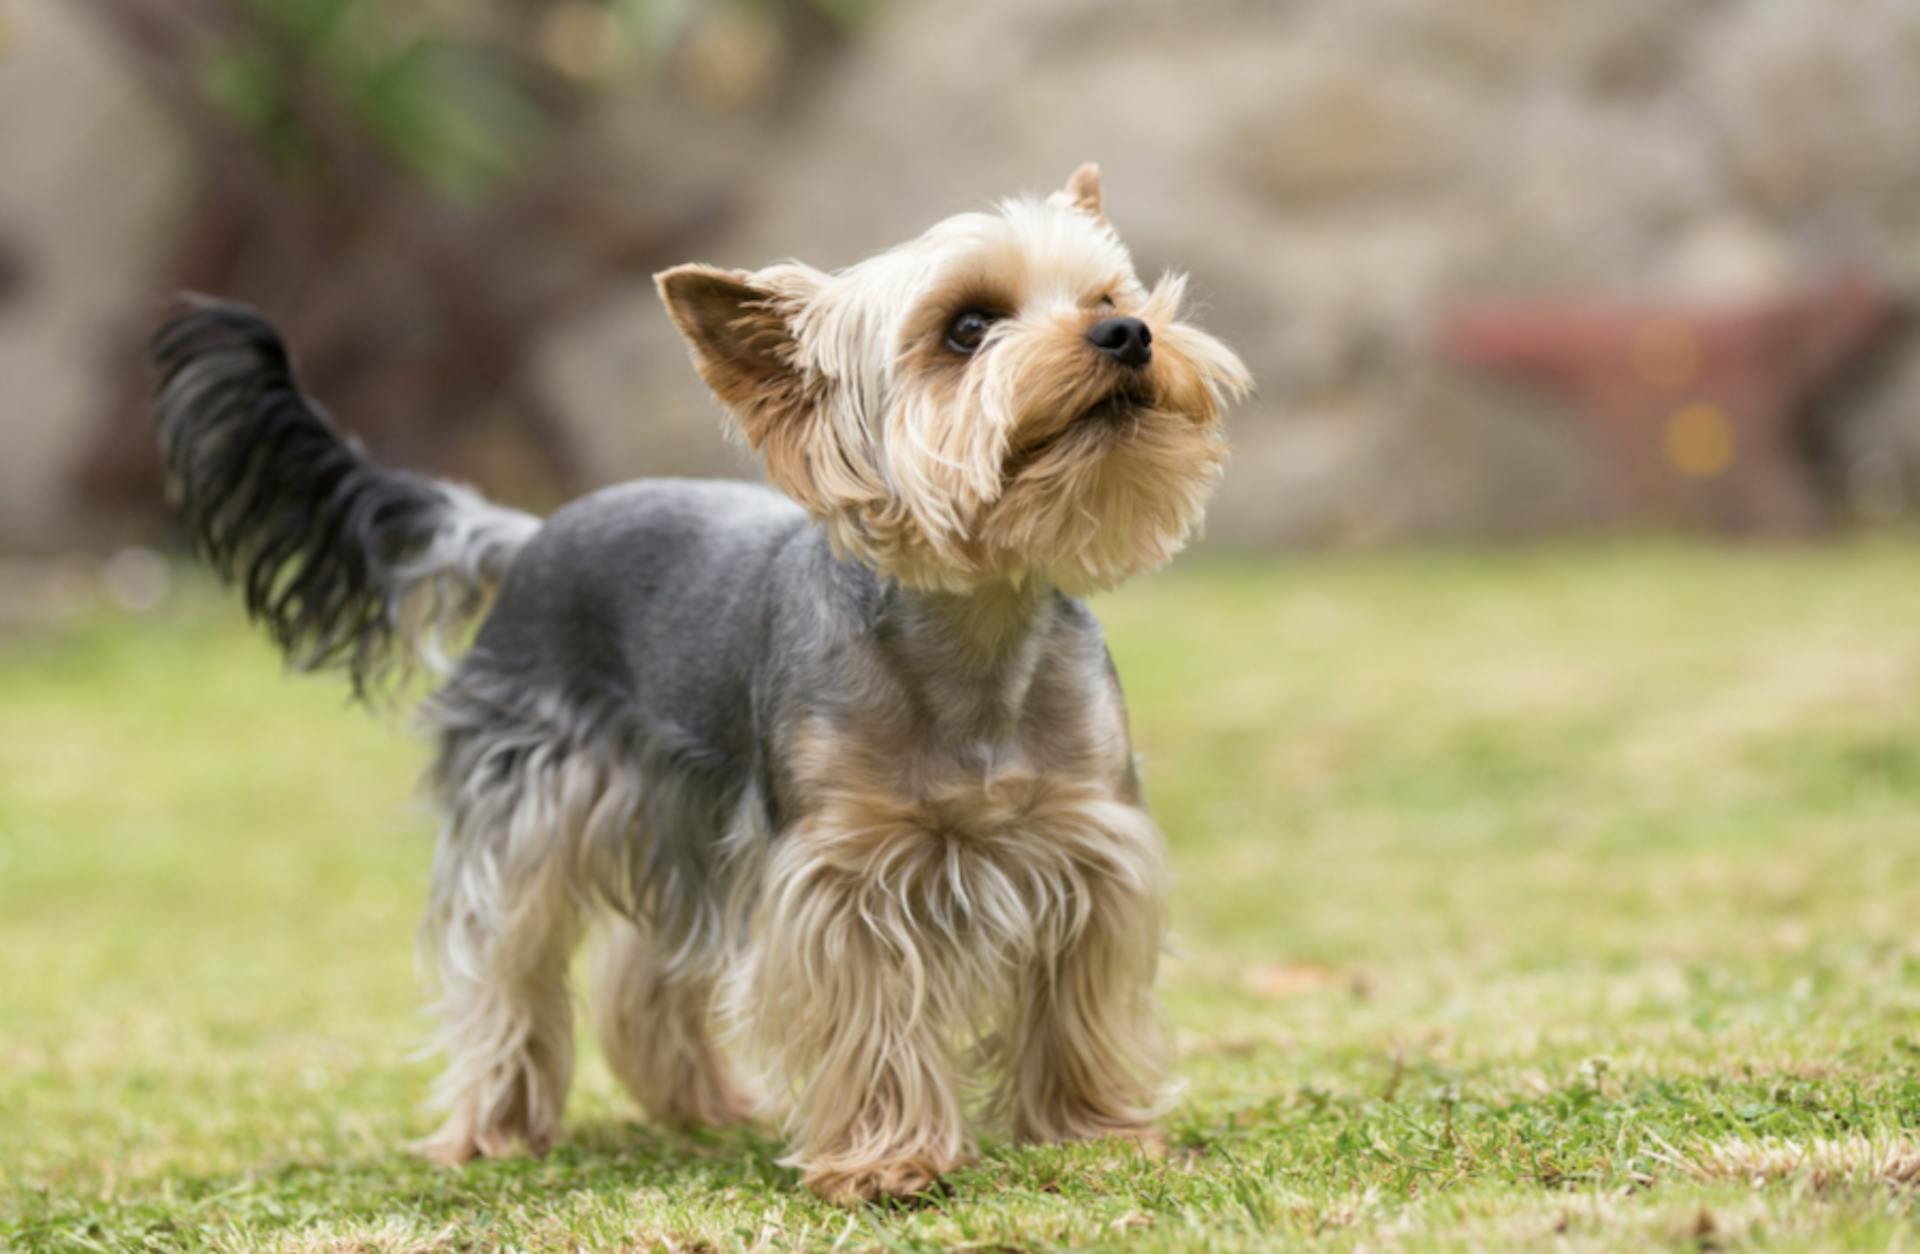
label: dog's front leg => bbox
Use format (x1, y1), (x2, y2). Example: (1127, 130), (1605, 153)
(741, 824), (972, 1205)
(1004, 805), (1172, 1149)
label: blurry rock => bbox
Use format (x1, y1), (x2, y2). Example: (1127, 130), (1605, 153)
(533, 283), (749, 485)
(1227, 53), (1473, 205)
(1330, 0), (1714, 98)
(1210, 373), (1598, 548)
(1462, 93), (1716, 292)
(1663, 215), (1802, 305)
(1329, 0), (1565, 84)
(1555, 0), (1716, 99)
(1696, 1), (1920, 226)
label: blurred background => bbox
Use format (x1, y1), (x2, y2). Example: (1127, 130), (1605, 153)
(6, 0), (1920, 578)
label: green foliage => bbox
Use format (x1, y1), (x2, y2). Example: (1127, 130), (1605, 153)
(196, 0), (884, 200)
(200, 0), (543, 198)
(4, 543), (1920, 1249)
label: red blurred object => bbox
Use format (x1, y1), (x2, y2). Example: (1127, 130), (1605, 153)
(1437, 275), (1899, 533)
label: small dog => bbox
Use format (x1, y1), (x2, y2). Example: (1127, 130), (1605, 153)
(152, 165), (1249, 1203)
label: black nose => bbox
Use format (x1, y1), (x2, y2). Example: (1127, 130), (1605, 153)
(1088, 316), (1152, 369)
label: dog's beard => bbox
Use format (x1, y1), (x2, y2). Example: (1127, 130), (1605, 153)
(999, 378), (1155, 481)
(872, 375), (1229, 595)
(977, 393), (1228, 594)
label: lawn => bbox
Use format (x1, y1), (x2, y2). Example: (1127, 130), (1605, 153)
(4, 542), (1920, 1251)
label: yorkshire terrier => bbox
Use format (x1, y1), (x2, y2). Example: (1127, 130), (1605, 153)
(152, 165), (1249, 1204)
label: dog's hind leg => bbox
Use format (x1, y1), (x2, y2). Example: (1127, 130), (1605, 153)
(416, 701), (595, 1164)
(589, 915), (754, 1130)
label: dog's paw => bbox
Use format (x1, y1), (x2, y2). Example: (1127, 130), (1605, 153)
(802, 1154), (954, 1206)
(413, 1110), (554, 1166)
(413, 1125), (480, 1167)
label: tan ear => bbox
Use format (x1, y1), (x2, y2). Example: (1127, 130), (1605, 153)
(655, 264), (806, 434)
(1062, 162), (1104, 221)
(657, 261), (864, 514)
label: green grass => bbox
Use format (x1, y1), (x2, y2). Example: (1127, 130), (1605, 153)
(5, 542), (1920, 1251)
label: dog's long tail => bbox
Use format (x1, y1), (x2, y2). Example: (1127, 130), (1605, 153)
(152, 298), (540, 699)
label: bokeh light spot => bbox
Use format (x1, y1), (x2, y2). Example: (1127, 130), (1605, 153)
(1664, 403), (1736, 478)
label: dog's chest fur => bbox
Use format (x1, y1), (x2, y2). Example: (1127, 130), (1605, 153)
(759, 583), (1156, 956)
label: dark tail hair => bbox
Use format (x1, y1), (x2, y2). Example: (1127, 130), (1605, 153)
(152, 298), (538, 698)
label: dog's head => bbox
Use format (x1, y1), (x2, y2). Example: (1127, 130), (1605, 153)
(657, 164), (1250, 594)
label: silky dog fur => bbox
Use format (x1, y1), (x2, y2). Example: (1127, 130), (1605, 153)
(152, 164), (1249, 1204)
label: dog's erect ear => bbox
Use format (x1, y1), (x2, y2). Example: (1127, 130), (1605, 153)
(655, 263), (823, 444)
(657, 261), (872, 515)
(1057, 162), (1104, 222)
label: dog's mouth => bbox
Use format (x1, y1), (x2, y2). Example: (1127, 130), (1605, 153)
(1072, 388), (1146, 428)
(1000, 387), (1149, 482)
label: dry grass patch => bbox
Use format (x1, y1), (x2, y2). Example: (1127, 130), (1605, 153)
(1651, 1134), (1920, 1192)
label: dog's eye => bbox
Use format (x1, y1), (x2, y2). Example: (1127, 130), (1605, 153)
(945, 309), (996, 355)
(1096, 294), (1116, 310)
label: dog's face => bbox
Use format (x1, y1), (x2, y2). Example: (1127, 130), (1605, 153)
(658, 164), (1250, 594)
